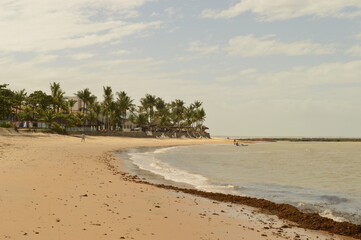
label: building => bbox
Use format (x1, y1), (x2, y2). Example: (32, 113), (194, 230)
(64, 96), (83, 113)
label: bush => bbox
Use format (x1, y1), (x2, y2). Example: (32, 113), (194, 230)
(50, 122), (66, 134)
(0, 122), (12, 128)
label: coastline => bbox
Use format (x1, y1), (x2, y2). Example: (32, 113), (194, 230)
(0, 131), (357, 240)
(113, 145), (361, 239)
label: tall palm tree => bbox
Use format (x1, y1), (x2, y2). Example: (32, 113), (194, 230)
(90, 102), (102, 130)
(129, 108), (148, 130)
(102, 86), (114, 130)
(154, 97), (170, 131)
(195, 108), (206, 131)
(170, 99), (185, 131)
(67, 99), (77, 113)
(193, 100), (202, 109)
(40, 109), (57, 128)
(75, 88), (96, 116)
(140, 94), (157, 130)
(50, 82), (65, 113)
(116, 91), (134, 130)
(184, 106), (194, 127)
(13, 89), (27, 115)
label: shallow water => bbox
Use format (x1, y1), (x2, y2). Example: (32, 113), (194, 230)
(119, 142), (361, 224)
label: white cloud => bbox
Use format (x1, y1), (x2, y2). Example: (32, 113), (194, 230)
(30, 55), (59, 64)
(188, 41), (219, 54)
(217, 68), (257, 82)
(69, 53), (95, 60)
(205, 60), (361, 136)
(201, 0), (361, 21)
(150, 12), (159, 17)
(0, 0), (160, 53)
(346, 45), (361, 57)
(164, 7), (183, 19)
(165, 7), (176, 16)
(227, 35), (335, 56)
(112, 50), (130, 56)
(354, 33), (361, 39)
(258, 61), (361, 86)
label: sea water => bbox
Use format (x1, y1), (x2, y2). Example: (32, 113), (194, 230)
(118, 142), (361, 224)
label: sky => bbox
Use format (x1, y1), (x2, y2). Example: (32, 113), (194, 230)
(2, 0), (361, 137)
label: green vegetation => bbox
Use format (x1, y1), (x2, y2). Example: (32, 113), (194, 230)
(0, 123), (12, 128)
(0, 83), (207, 135)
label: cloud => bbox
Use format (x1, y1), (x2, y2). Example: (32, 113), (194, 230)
(0, 0), (160, 53)
(345, 45), (361, 57)
(354, 33), (361, 39)
(112, 50), (130, 56)
(217, 68), (257, 82)
(201, 0), (361, 21)
(188, 41), (220, 54)
(69, 53), (95, 60)
(165, 7), (176, 16)
(257, 61), (361, 89)
(205, 60), (361, 136)
(227, 35), (335, 56)
(28, 55), (59, 65)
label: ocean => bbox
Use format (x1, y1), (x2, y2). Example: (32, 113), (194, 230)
(118, 142), (361, 224)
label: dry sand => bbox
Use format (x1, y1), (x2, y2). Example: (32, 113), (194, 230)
(0, 131), (353, 240)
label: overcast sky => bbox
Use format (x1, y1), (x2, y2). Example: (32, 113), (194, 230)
(2, 0), (361, 137)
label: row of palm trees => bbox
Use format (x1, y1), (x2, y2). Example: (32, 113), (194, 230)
(0, 83), (207, 134)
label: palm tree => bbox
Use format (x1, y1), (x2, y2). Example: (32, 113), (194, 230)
(67, 99), (77, 113)
(75, 90), (85, 113)
(16, 106), (35, 121)
(129, 109), (148, 130)
(102, 86), (114, 130)
(50, 82), (65, 113)
(116, 91), (135, 130)
(13, 89), (27, 115)
(194, 107), (206, 132)
(193, 100), (202, 109)
(140, 94), (157, 130)
(154, 97), (170, 131)
(2, 84), (208, 136)
(170, 99), (185, 132)
(184, 106), (194, 127)
(75, 88), (96, 116)
(89, 102), (102, 130)
(40, 109), (57, 128)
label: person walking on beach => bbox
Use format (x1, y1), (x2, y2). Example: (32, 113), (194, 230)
(81, 133), (86, 143)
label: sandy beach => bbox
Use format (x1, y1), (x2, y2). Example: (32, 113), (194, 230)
(0, 131), (354, 240)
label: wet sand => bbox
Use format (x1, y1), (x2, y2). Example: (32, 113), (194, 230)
(0, 131), (357, 240)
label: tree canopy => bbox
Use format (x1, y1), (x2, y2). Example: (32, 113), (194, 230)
(0, 83), (207, 134)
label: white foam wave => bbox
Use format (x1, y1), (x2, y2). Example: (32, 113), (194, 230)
(199, 184), (245, 195)
(153, 146), (179, 154)
(129, 152), (208, 187)
(319, 209), (348, 222)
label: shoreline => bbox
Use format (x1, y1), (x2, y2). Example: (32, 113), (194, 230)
(0, 132), (357, 240)
(111, 145), (361, 240)
(235, 137), (361, 142)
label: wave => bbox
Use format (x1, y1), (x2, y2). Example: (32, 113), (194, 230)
(128, 149), (245, 195)
(124, 146), (361, 224)
(319, 209), (348, 222)
(129, 151), (208, 187)
(153, 146), (180, 154)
